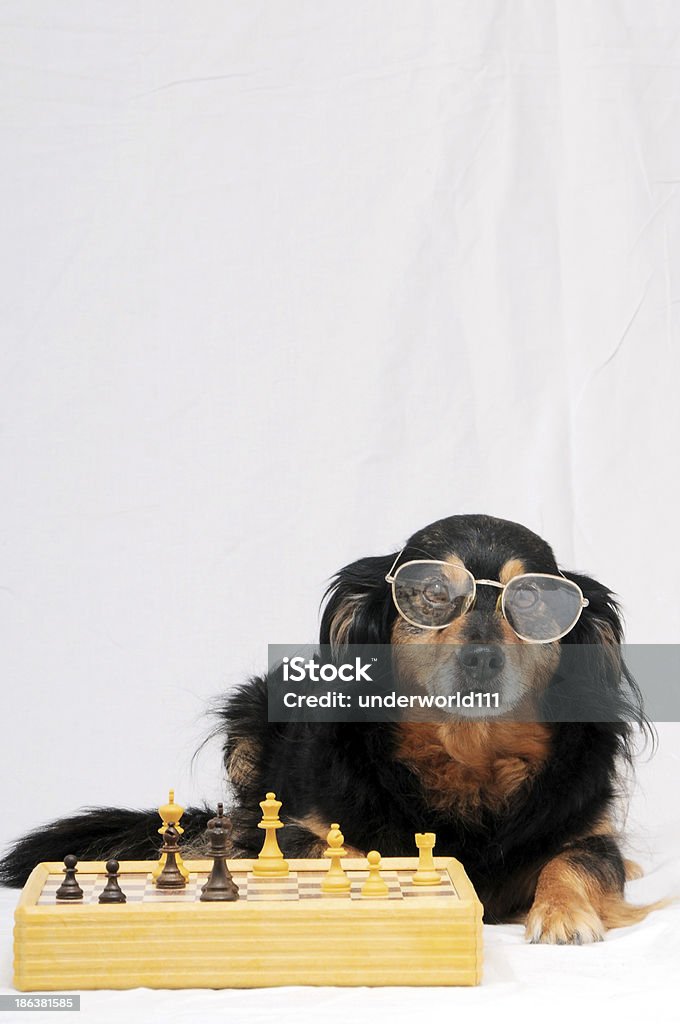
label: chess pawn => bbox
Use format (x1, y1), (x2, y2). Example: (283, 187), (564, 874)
(152, 789), (189, 882)
(200, 804), (239, 902)
(55, 855), (84, 901)
(252, 792), (289, 878)
(98, 859), (127, 903)
(155, 824), (186, 890)
(360, 850), (389, 898)
(321, 823), (351, 895)
(412, 832), (441, 886)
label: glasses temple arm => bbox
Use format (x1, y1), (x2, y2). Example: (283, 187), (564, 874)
(385, 546), (405, 583)
(557, 566), (590, 607)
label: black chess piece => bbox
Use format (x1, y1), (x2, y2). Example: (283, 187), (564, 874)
(55, 854), (84, 901)
(200, 803), (239, 902)
(155, 823), (186, 890)
(98, 859), (127, 904)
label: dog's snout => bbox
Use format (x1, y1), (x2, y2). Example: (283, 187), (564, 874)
(458, 643), (505, 681)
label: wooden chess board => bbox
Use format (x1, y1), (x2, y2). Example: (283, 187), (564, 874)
(14, 857), (483, 989)
(37, 867), (461, 904)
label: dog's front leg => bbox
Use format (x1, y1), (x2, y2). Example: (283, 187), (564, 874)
(525, 835), (626, 944)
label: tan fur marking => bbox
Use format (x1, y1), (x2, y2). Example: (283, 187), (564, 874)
(395, 721), (552, 818)
(226, 738), (260, 788)
(587, 813), (613, 837)
(329, 594), (364, 651)
(289, 813), (364, 857)
(499, 558), (526, 584)
(624, 858), (644, 881)
(289, 812), (330, 841)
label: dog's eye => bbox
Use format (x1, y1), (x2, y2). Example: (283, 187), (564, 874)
(422, 577), (451, 606)
(511, 582), (540, 610)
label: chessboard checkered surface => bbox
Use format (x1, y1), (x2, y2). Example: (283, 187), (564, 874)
(17, 858), (482, 989)
(37, 867), (459, 904)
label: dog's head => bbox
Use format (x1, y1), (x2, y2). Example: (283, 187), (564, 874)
(320, 514), (638, 723)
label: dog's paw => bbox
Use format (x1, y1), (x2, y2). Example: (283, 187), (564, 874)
(525, 898), (605, 944)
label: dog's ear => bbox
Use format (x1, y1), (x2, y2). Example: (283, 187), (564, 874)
(558, 568), (625, 692)
(556, 569), (652, 747)
(559, 570), (624, 647)
(320, 554), (396, 651)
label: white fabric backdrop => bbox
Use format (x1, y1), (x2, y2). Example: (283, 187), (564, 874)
(1, 1), (679, 1019)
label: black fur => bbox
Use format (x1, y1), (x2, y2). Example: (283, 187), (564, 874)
(562, 835), (627, 894)
(0, 807), (212, 888)
(0, 514), (651, 931)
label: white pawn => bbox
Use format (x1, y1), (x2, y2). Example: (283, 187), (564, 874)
(360, 851), (389, 898)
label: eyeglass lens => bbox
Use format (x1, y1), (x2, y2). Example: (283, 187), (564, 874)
(392, 563), (582, 641)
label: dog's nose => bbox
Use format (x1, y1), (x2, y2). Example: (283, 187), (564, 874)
(458, 643), (505, 681)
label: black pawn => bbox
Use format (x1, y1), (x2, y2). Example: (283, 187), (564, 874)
(56, 855), (84, 901)
(155, 823), (186, 890)
(98, 859), (127, 903)
(200, 803), (239, 902)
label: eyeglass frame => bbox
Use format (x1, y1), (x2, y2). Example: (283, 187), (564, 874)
(384, 550), (589, 644)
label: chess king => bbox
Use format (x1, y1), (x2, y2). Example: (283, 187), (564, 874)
(0, 515), (666, 944)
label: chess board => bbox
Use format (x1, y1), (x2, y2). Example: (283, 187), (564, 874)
(37, 867), (460, 904)
(15, 857), (483, 989)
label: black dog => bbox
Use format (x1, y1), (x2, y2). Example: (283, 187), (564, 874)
(0, 514), (659, 942)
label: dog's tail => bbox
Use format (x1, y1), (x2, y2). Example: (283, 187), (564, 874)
(600, 893), (676, 930)
(599, 857), (677, 928)
(0, 806), (213, 888)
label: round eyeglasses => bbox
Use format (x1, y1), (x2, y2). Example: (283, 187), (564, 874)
(385, 557), (589, 643)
